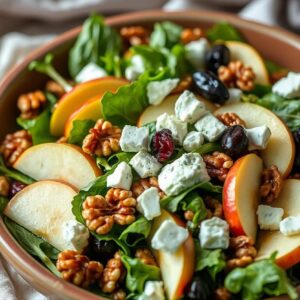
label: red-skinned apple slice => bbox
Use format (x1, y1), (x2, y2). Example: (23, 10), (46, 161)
(223, 153), (263, 240)
(150, 209), (195, 300)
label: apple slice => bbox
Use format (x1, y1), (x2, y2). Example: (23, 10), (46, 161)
(223, 154), (263, 240)
(215, 102), (295, 178)
(50, 77), (128, 137)
(4, 180), (77, 251)
(137, 93), (217, 127)
(225, 41), (270, 85)
(150, 209), (195, 300)
(256, 179), (300, 269)
(13, 143), (101, 190)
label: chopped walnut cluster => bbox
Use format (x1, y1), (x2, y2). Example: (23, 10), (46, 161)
(215, 287), (232, 300)
(56, 250), (103, 288)
(45, 80), (66, 98)
(171, 75), (192, 94)
(0, 176), (10, 197)
(132, 176), (165, 199)
(82, 188), (136, 235)
(17, 90), (47, 119)
(260, 165), (282, 204)
(204, 196), (223, 219)
(135, 248), (157, 266)
(112, 289), (126, 300)
(218, 60), (256, 91)
(217, 112), (246, 127)
(203, 152), (233, 182)
(101, 251), (126, 293)
(120, 26), (149, 47)
(226, 236), (257, 271)
(82, 119), (121, 157)
(181, 27), (205, 44)
(0, 130), (32, 166)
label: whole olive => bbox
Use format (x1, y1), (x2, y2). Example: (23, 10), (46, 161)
(193, 71), (229, 104)
(292, 130), (300, 172)
(184, 273), (214, 300)
(221, 125), (249, 159)
(205, 44), (230, 74)
(88, 236), (118, 262)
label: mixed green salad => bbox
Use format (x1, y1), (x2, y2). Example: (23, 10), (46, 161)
(1, 14), (300, 300)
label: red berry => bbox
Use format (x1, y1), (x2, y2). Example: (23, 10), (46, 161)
(9, 181), (26, 198)
(151, 129), (175, 162)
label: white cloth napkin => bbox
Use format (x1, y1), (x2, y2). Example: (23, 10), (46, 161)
(0, 0), (299, 299)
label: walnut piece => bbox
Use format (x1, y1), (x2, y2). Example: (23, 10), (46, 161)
(82, 119), (121, 157)
(0, 176), (10, 197)
(215, 287), (232, 300)
(135, 248), (157, 266)
(204, 196), (223, 219)
(203, 151), (233, 182)
(112, 289), (126, 300)
(101, 251), (126, 293)
(218, 60), (256, 91)
(45, 80), (66, 98)
(56, 250), (103, 288)
(184, 210), (195, 222)
(270, 69), (289, 84)
(120, 26), (149, 47)
(260, 165), (282, 204)
(171, 75), (192, 94)
(217, 112), (246, 127)
(0, 130), (32, 166)
(181, 27), (205, 44)
(132, 176), (165, 199)
(82, 188), (136, 235)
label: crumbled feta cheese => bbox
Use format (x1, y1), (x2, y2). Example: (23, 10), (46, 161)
(120, 125), (149, 152)
(138, 281), (165, 300)
(130, 150), (162, 178)
(156, 113), (187, 145)
(107, 162), (133, 190)
(62, 220), (90, 253)
(272, 72), (300, 99)
(183, 131), (204, 152)
(227, 88), (243, 103)
(257, 204), (284, 231)
(151, 220), (189, 253)
(75, 63), (107, 83)
(125, 55), (145, 81)
(137, 187), (161, 220)
(199, 217), (229, 249)
(147, 78), (180, 106)
(194, 113), (227, 142)
(175, 90), (207, 123)
(245, 126), (271, 150)
(185, 38), (209, 69)
(280, 216), (300, 236)
(158, 153), (210, 196)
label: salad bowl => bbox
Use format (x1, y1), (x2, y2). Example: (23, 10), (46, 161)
(0, 10), (300, 300)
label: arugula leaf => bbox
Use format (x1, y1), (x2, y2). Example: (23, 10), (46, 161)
(0, 196), (8, 214)
(207, 22), (245, 42)
(4, 217), (60, 276)
(121, 254), (161, 294)
(265, 60), (288, 75)
(107, 152), (135, 167)
(68, 14), (121, 78)
(194, 142), (222, 155)
(249, 84), (272, 98)
(119, 216), (151, 247)
(225, 255), (298, 300)
(161, 181), (222, 213)
(68, 119), (95, 146)
(96, 157), (112, 172)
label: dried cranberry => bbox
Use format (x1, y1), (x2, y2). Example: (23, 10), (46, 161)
(9, 181), (26, 198)
(150, 129), (175, 162)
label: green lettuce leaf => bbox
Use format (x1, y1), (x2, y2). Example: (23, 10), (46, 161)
(193, 142), (222, 155)
(0, 196), (8, 214)
(207, 22), (245, 42)
(68, 119), (95, 146)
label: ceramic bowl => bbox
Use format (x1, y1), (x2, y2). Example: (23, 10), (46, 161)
(0, 10), (300, 300)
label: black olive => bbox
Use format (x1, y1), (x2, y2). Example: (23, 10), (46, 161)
(205, 44), (230, 74)
(88, 236), (118, 262)
(221, 125), (248, 159)
(292, 130), (300, 172)
(192, 71), (229, 104)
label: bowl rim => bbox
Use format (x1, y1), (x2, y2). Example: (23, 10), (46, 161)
(0, 9), (300, 300)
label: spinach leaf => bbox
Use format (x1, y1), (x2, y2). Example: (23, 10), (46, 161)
(207, 22), (245, 42)
(0, 196), (8, 214)
(161, 181), (222, 213)
(249, 84), (272, 98)
(96, 157), (112, 172)
(119, 216), (151, 247)
(69, 14), (121, 78)
(194, 142), (222, 155)
(97, 152), (135, 173)
(121, 254), (161, 294)
(4, 217), (60, 276)
(68, 119), (95, 146)
(225, 254), (297, 300)
(101, 52), (123, 77)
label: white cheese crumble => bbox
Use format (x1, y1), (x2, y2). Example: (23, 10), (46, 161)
(137, 187), (161, 220)
(280, 216), (300, 236)
(272, 72), (300, 99)
(245, 126), (271, 150)
(257, 204), (284, 231)
(107, 161), (133, 190)
(125, 55), (145, 81)
(183, 131), (204, 152)
(175, 90), (207, 123)
(158, 153), (210, 196)
(75, 62), (107, 83)
(199, 217), (229, 250)
(147, 78), (180, 106)
(62, 220), (90, 253)
(185, 38), (209, 70)
(138, 281), (165, 300)
(156, 113), (187, 145)
(119, 125), (149, 152)
(151, 220), (189, 253)
(130, 150), (162, 178)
